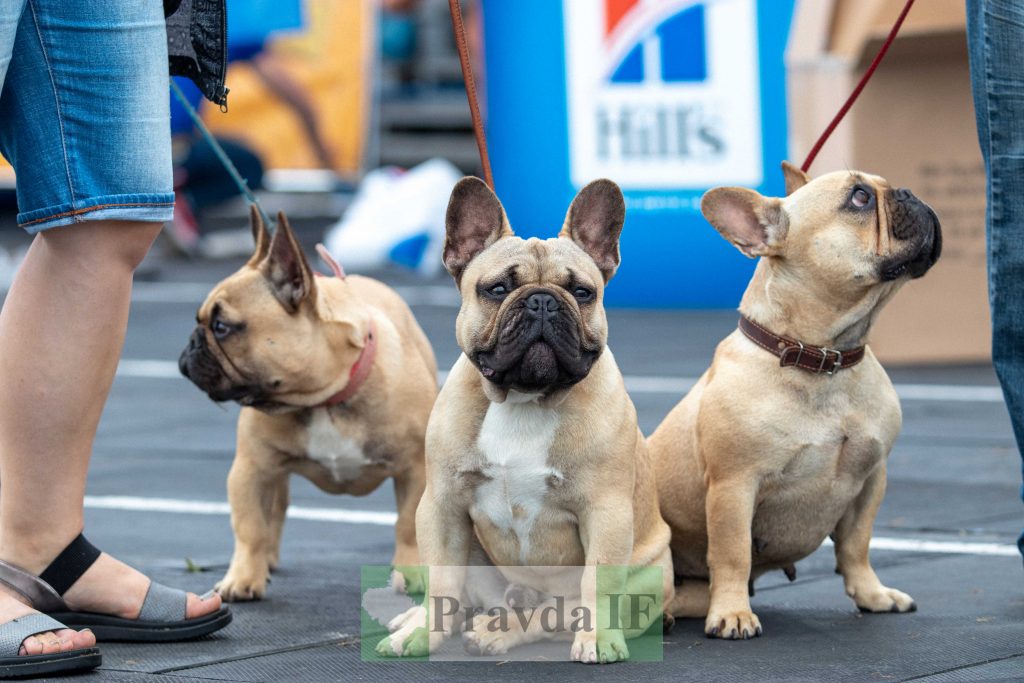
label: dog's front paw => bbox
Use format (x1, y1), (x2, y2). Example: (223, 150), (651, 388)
(705, 607), (762, 640)
(463, 625), (510, 656)
(387, 604), (422, 633)
(571, 629), (629, 664)
(375, 605), (435, 657)
(392, 566), (426, 595)
(215, 567), (269, 602)
(851, 584), (916, 614)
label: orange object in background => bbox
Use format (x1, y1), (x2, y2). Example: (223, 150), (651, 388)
(204, 0), (375, 178)
(0, 1), (374, 188)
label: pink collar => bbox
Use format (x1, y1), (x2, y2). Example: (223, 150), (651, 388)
(312, 244), (373, 407)
(319, 319), (377, 407)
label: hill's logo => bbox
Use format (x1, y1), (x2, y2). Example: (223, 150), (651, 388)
(564, 0), (763, 190)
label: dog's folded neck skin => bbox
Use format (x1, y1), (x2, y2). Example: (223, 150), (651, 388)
(739, 260), (898, 351)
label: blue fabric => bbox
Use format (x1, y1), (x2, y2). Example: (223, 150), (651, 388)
(966, 0), (1024, 562)
(0, 0), (174, 232)
(227, 0), (302, 49)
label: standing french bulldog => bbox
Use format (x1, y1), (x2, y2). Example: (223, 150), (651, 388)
(377, 178), (673, 663)
(649, 162), (941, 639)
(179, 209), (437, 600)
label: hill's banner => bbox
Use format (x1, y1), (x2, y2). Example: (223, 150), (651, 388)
(484, 0), (795, 308)
(565, 0), (762, 189)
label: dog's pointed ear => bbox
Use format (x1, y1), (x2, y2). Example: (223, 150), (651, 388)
(444, 177), (513, 283)
(248, 205), (271, 264)
(701, 187), (787, 258)
(559, 179), (625, 282)
(260, 211), (316, 312)
(781, 161), (810, 196)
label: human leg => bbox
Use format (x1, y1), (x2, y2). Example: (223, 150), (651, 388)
(0, 0), (223, 649)
(967, 0), (1024, 560)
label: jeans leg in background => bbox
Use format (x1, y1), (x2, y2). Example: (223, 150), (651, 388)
(967, 0), (1024, 561)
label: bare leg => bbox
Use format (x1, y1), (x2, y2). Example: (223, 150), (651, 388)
(0, 221), (221, 655)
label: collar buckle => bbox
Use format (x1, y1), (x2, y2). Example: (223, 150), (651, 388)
(817, 348), (843, 376)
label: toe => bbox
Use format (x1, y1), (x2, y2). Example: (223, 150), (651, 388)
(185, 590), (223, 619)
(19, 629), (82, 657)
(19, 635), (42, 656)
(68, 628), (96, 651)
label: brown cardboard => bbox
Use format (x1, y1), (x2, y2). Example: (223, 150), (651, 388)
(787, 0), (990, 364)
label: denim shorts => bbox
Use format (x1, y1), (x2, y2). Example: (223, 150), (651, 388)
(0, 0), (173, 233)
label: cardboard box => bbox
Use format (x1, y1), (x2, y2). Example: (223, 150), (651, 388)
(787, 0), (989, 364)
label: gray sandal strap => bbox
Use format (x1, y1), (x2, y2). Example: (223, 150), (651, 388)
(137, 581), (187, 622)
(0, 560), (67, 613)
(0, 613), (69, 656)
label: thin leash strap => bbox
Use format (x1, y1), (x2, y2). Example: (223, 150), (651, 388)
(801, 0), (917, 173)
(447, 0), (493, 189)
(170, 79), (275, 230)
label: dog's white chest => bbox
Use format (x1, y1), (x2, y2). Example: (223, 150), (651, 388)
(304, 409), (369, 482)
(473, 394), (561, 560)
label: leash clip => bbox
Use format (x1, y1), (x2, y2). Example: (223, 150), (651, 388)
(818, 348), (843, 376)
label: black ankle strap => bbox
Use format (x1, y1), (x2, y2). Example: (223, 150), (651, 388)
(38, 533), (101, 596)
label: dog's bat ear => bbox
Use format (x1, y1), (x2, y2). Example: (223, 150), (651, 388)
(248, 205), (272, 264)
(781, 161), (810, 196)
(559, 179), (625, 282)
(701, 187), (787, 258)
(444, 177), (513, 284)
(260, 211), (316, 312)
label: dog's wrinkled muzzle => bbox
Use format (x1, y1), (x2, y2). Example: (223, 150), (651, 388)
(473, 288), (600, 392)
(881, 188), (942, 281)
(179, 327), (252, 402)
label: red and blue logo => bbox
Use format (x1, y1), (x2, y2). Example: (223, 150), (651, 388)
(565, 0), (763, 190)
(605, 0), (707, 83)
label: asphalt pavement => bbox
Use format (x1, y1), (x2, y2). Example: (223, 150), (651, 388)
(17, 232), (1022, 682)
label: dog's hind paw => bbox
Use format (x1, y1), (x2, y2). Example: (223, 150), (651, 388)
(463, 627), (510, 656)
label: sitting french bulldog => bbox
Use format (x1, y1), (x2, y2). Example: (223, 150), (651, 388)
(648, 163), (941, 639)
(179, 208), (437, 600)
(377, 178), (673, 663)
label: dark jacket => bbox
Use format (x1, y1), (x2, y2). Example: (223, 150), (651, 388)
(165, 0), (229, 107)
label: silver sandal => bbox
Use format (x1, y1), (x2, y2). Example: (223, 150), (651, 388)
(0, 534), (230, 643)
(0, 612), (100, 678)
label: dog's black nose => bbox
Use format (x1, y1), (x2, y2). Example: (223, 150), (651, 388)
(526, 292), (560, 316)
(893, 188), (913, 202)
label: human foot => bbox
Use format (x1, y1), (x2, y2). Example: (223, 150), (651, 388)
(60, 553), (221, 621)
(0, 534), (229, 642)
(0, 591), (95, 657)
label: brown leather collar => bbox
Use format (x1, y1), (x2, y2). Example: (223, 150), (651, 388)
(738, 314), (865, 375)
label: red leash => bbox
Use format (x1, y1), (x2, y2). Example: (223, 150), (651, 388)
(800, 0), (917, 172)
(448, 0), (493, 189)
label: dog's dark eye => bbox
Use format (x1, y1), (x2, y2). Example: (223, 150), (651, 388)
(211, 319), (232, 340)
(573, 287), (594, 302)
(484, 283), (509, 300)
(850, 187), (872, 208)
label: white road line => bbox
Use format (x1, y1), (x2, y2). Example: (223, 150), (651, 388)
(83, 495), (1018, 557)
(84, 495), (398, 526)
(822, 537), (1019, 558)
(121, 360), (1004, 404)
(117, 359), (183, 379)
